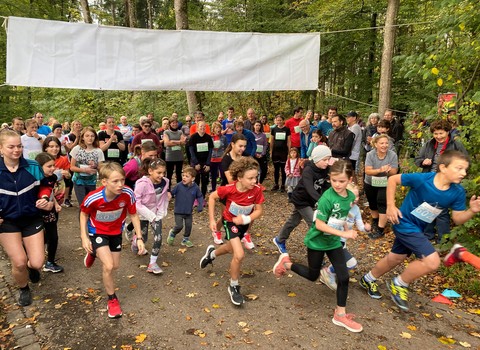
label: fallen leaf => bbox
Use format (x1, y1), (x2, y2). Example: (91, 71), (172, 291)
(212, 304), (220, 309)
(469, 332), (480, 338)
(209, 272), (216, 277)
(212, 282), (219, 287)
(225, 333), (235, 340)
(400, 332), (412, 339)
(135, 333), (147, 343)
(263, 330), (274, 336)
(186, 315), (192, 320)
(407, 325), (417, 331)
(127, 275), (135, 279)
(186, 293), (196, 298)
(377, 346), (387, 350)
(438, 336), (456, 345)
(467, 309), (480, 315)
(435, 313), (443, 318)
(421, 313), (431, 318)
(130, 284), (137, 289)
(238, 322), (247, 328)
(161, 261), (169, 267)
(151, 297), (160, 303)
(178, 248), (187, 254)
(287, 292), (296, 297)
(44, 299), (52, 303)
(245, 294), (258, 300)
(459, 341), (471, 348)
(204, 308), (210, 313)
(243, 338), (253, 344)
(194, 329), (206, 338)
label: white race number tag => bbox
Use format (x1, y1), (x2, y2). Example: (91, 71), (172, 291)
(411, 202), (442, 223)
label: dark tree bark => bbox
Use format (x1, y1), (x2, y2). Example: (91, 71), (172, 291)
(378, 0), (400, 115)
(174, 0), (199, 115)
(79, 0), (93, 24)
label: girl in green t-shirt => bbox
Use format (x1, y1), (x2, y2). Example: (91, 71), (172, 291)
(273, 160), (363, 333)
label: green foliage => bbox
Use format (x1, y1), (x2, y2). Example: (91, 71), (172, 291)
(441, 264), (480, 297)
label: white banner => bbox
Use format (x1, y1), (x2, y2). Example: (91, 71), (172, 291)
(6, 17), (320, 91)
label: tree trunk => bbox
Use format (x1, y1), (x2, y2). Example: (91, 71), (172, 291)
(79, 0), (93, 24)
(147, 0), (153, 29)
(126, 0), (137, 28)
(174, 0), (198, 115)
(378, 0), (400, 116)
(367, 12), (377, 103)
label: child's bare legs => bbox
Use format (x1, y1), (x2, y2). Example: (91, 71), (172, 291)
(371, 252), (406, 279)
(228, 238), (244, 281)
(96, 247), (120, 295)
(400, 252), (440, 283)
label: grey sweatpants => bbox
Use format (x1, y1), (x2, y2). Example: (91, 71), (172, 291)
(276, 206), (315, 243)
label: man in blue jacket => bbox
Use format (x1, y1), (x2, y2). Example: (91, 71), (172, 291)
(234, 120), (257, 157)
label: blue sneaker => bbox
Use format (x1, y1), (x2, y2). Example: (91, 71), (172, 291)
(273, 237), (287, 254)
(387, 279), (409, 311)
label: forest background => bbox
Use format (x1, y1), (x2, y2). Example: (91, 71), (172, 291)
(0, 0), (479, 287)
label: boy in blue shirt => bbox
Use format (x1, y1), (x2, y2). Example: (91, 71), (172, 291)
(167, 167), (204, 247)
(360, 150), (480, 311)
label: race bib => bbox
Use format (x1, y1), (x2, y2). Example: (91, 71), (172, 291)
(265, 132), (271, 139)
(171, 146), (182, 151)
(294, 126), (301, 133)
(95, 208), (123, 222)
(27, 150), (41, 160)
(196, 142), (209, 152)
(371, 176), (388, 187)
(228, 201), (254, 217)
(411, 202), (442, 223)
(256, 145), (264, 153)
(276, 132), (286, 141)
(79, 164), (92, 177)
(213, 140), (221, 148)
(326, 217), (345, 236)
(107, 149), (120, 158)
(141, 138), (153, 144)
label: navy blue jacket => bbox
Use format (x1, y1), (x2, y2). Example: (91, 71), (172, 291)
(0, 157), (43, 219)
(171, 182), (204, 215)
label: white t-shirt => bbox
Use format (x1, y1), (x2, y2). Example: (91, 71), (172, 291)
(21, 134), (45, 160)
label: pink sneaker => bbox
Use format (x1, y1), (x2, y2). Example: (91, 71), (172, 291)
(212, 230), (224, 245)
(444, 244), (466, 267)
(241, 233), (255, 250)
(332, 311), (363, 333)
(273, 253), (291, 278)
(107, 298), (123, 319)
(84, 253), (95, 268)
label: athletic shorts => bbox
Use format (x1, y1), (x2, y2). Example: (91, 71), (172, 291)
(90, 234), (122, 253)
(222, 220), (249, 241)
(391, 230), (436, 258)
(0, 215), (43, 237)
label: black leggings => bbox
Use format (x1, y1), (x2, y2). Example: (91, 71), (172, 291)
(256, 155), (268, 184)
(43, 212), (59, 263)
(166, 160), (183, 188)
(273, 161), (286, 186)
(364, 182), (387, 214)
(291, 247), (349, 307)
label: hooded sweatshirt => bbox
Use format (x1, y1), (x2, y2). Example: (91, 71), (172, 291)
(134, 176), (170, 222)
(290, 160), (330, 209)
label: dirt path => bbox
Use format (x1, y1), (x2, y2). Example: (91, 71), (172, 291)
(1, 190), (480, 349)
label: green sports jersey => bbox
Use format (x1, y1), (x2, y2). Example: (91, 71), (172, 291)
(304, 187), (355, 251)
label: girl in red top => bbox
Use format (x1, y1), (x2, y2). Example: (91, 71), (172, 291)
(201, 157), (264, 306)
(43, 136), (71, 205)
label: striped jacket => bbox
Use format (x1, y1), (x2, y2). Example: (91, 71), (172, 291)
(0, 157), (43, 219)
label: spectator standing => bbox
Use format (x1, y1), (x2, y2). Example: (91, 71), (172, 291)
(328, 115), (354, 160)
(285, 106), (304, 148)
(98, 117), (126, 165)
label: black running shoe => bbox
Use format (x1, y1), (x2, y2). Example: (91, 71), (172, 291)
(200, 245), (215, 269)
(387, 279), (409, 311)
(228, 285), (245, 306)
(359, 276), (382, 299)
(18, 287), (32, 306)
(28, 267), (40, 283)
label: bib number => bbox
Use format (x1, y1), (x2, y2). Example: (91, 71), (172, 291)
(276, 132), (286, 141)
(171, 146), (181, 151)
(196, 142), (209, 152)
(256, 144), (264, 153)
(107, 149), (120, 158)
(371, 176), (387, 187)
(411, 202), (442, 223)
(213, 140), (221, 148)
(294, 126), (301, 133)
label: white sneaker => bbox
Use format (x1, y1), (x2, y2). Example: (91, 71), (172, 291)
(212, 230), (224, 245)
(319, 267), (337, 291)
(241, 233), (255, 250)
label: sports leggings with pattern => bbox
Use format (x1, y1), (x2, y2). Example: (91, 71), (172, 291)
(140, 220), (162, 256)
(291, 247), (349, 307)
